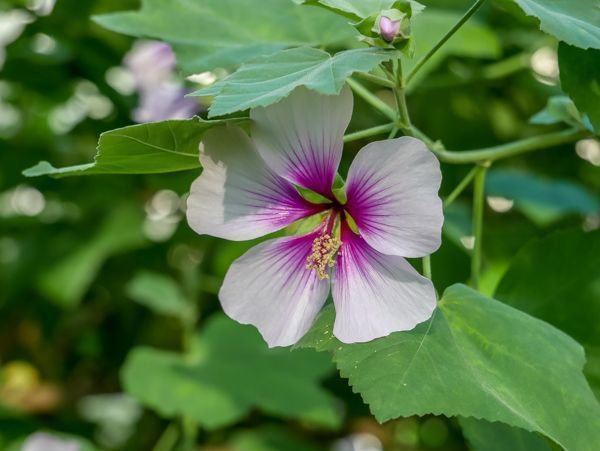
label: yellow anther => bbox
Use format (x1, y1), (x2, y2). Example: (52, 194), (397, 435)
(306, 234), (342, 280)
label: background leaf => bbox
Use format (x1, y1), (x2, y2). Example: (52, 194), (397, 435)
(459, 418), (550, 451)
(122, 314), (341, 430)
(300, 284), (600, 450)
(404, 9), (501, 88)
(485, 168), (600, 225)
(495, 228), (600, 396)
(192, 47), (396, 117)
(125, 271), (192, 319)
(38, 205), (146, 308)
(93, 0), (355, 73)
(510, 0), (600, 50)
(559, 44), (600, 134)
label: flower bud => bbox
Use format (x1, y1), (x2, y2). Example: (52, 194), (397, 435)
(379, 16), (402, 43)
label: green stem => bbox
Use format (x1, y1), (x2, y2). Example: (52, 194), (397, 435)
(443, 166), (479, 207)
(354, 71), (396, 88)
(153, 423), (179, 451)
(470, 165), (488, 290)
(393, 61), (414, 136)
(343, 123), (395, 143)
(432, 128), (588, 164)
(347, 77), (396, 121)
(406, 0), (488, 85)
(422, 255), (432, 279)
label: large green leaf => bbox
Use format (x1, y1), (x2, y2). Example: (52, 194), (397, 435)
(559, 44), (600, 134)
(510, 0), (600, 50)
(122, 314), (340, 430)
(22, 118), (234, 178)
(192, 47), (395, 117)
(459, 418), (550, 451)
(495, 228), (600, 396)
(93, 0), (355, 73)
(485, 168), (600, 225)
(300, 284), (600, 450)
(404, 9), (501, 88)
(38, 206), (146, 308)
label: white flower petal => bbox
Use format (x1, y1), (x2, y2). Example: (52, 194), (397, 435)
(250, 85), (352, 197)
(220, 232), (330, 347)
(332, 225), (437, 343)
(186, 125), (321, 241)
(345, 137), (443, 257)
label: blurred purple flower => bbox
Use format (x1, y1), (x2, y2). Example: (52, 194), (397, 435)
(23, 432), (81, 451)
(123, 40), (199, 123)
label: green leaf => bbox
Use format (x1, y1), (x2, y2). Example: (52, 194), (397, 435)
(510, 0), (600, 50)
(495, 228), (600, 396)
(294, 0), (425, 22)
(125, 271), (192, 319)
(485, 168), (600, 226)
(559, 44), (600, 134)
(22, 118), (233, 178)
(122, 314), (341, 429)
(459, 418), (551, 451)
(404, 9), (501, 88)
(38, 206), (146, 308)
(93, 0), (355, 74)
(191, 47), (396, 118)
(300, 284), (600, 450)
(530, 95), (593, 131)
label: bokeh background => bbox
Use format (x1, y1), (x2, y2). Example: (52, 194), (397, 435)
(1, 0), (599, 450)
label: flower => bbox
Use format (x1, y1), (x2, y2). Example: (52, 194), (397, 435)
(23, 432), (81, 451)
(186, 86), (443, 347)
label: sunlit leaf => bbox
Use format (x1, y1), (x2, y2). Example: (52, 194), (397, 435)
(496, 228), (600, 396)
(22, 118), (235, 178)
(510, 0), (600, 50)
(122, 314), (341, 429)
(299, 284), (600, 450)
(559, 44), (600, 134)
(191, 47), (396, 117)
(93, 0), (355, 73)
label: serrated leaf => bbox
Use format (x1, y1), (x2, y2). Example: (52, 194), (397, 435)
(459, 418), (550, 451)
(559, 44), (600, 134)
(122, 314), (341, 430)
(485, 168), (600, 225)
(93, 0), (355, 74)
(495, 228), (600, 397)
(126, 271), (191, 319)
(22, 118), (236, 178)
(191, 47), (396, 117)
(299, 284), (600, 450)
(510, 0), (600, 50)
